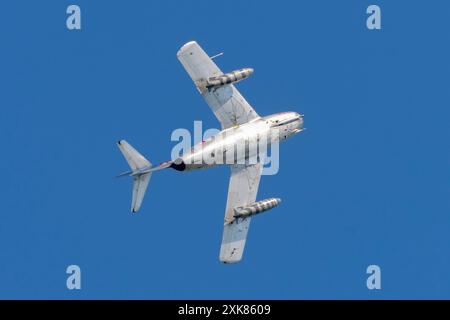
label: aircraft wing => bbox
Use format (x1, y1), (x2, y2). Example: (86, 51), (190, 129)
(177, 41), (259, 129)
(220, 163), (262, 263)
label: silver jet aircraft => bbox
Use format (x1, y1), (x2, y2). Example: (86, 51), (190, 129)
(117, 41), (304, 263)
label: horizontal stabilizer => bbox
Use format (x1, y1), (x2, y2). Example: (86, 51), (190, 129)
(117, 140), (151, 171)
(132, 173), (151, 213)
(117, 140), (153, 213)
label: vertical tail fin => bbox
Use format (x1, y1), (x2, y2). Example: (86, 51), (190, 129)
(117, 140), (152, 213)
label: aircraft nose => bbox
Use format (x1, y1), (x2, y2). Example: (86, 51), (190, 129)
(297, 114), (304, 129)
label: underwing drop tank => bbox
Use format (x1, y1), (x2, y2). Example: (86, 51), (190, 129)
(234, 198), (281, 219)
(206, 68), (254, 89)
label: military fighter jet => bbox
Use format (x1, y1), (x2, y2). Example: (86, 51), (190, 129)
(117, 41), (304, 263)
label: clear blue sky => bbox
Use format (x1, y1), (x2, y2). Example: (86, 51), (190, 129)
(1, 0), (449, 299)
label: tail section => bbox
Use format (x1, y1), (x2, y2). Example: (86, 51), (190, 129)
(131, 173), (151, 213)
(117, 140), (152, 213)
(117, 140), (151, 171)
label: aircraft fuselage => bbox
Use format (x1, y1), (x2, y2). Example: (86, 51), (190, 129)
(171, 111), (303, 171)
